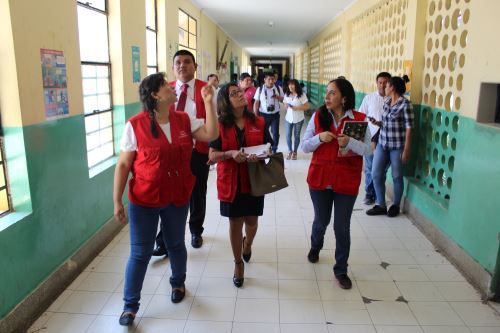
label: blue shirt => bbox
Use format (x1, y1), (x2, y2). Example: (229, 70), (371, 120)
(379, 96), (413, 150)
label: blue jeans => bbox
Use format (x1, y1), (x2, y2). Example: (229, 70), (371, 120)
(309, 189), (356, 276)
(285, 120), (304, 153)
(372, 144), (404, 207)
(364, 153), (388, 201)
(261, 112), (280, 153)
(124, 202), (189, 313)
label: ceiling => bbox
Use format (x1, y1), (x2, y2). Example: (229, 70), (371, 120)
(191, 0), (356, 57)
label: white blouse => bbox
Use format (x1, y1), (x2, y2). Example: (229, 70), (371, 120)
(283, 93), (308, 124)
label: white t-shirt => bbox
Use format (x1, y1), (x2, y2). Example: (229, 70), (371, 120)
(358, 91), (385, 138)
(253, 85), (284, 114)
(283, 93), (308, 124)
(120, 115), (204, 152)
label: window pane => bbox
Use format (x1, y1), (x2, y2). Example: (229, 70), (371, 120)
(146, 30), (157, 67)
(96, 78), (109, 94)
(0, 189), (8, 215)
(100, 127), (113, 145)
(178, 10), (188, 30)
(82, 78), (97, 96)
(98, 94), (111, 110)
(189, 34), (196, 49)
(81, 64), (96, 78)
(145, 0), (156, 28)
(77, 6), (109, 62)
(83, 95), (98, 114)
(96, 65), (109, 77)
(0, 167), (5, 188)
(188, 17), (196, 34)
(86, 131), (100, 151)
(78, 0), (105, 11)
(99, 111), (112, 128)
(179, 28), (188, 47)
(101, 142), (114, 159)
(147, 67), (157, 76)
(85, 113), (100, 133)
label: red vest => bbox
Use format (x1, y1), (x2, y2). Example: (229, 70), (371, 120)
(128, 110), (195, 207)
(169, 79), (209, 154)
(307, 110), (366, 196)
(216, 116), (266, 202)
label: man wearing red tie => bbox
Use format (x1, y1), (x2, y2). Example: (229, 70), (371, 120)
(152, 50), (210, 255)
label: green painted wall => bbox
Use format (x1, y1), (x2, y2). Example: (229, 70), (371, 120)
(0, 102), (141, 318)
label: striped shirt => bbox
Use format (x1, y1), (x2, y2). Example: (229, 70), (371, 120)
(379, 96), (413, 149)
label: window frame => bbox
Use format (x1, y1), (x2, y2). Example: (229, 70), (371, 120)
(178, 8), (197, 55)
(0, 134), (12, 217)
(146, 0), (158, 74)
(77, 0), (115, 169)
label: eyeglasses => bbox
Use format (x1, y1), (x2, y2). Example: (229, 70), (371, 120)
(229, 89), (243, 97)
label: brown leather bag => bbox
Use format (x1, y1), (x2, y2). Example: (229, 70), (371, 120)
(247, 153), (288, 196)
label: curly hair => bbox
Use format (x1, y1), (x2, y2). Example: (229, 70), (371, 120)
(217, 83), (256, 128)
(318, 78), (356, 132)
(286, 79), (304, 98)
(139, 72), (167, 138)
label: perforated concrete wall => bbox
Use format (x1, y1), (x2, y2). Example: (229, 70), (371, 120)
(309, 45), (321, 106)
(322, 30), (342, 84)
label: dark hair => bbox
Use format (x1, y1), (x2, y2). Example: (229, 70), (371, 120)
(318, 78), (355, 131)
(376, 72), (392, 80)
(207, 73), (218, 81)
(217, 83), (256, 128)
(286, 79), (304, 98)
(240, 72), (251, 81)
(172, 49), (196, 64)
(139, 72), (167, 138)
(264, 72), (274, 78)
(389, 76), (409, 95)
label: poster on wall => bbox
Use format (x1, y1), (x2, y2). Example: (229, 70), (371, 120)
(40, 49), (69, 120)
(132, 46), (141, 83)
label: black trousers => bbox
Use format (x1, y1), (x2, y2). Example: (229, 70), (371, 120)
(155, 149), (209, 248)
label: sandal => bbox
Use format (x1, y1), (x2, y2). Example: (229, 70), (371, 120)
(286, 152), (293, 160)
(292, 152), (297, 160)
(242, 236), (252, 263)
(233, 260), (244, 288)
(119, 311), (136, 326)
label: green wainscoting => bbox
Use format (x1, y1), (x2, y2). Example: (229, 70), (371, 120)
(0, 102), (140, 318)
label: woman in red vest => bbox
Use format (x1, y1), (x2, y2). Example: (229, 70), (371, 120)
(302, 78), (373, 289)
(208, 83), (272, 288)
(113, 73), (218, 326)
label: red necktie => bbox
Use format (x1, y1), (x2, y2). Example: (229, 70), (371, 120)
(176, 83), (189, 111)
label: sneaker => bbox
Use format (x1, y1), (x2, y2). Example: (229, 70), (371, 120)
(307, 248), (320, 263)
(119, 311), (135, 326)
(363, 196), (375, 205)
(366, 205), (387, 216)
(387, 205), (400, 217)
(335, 274), (352, 289)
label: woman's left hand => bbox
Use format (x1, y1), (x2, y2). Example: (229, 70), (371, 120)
(402, 149), (410, 164)
(246, 154), (259, 163)
(337, 134), (350, 148)
(201, 85), (214, 103)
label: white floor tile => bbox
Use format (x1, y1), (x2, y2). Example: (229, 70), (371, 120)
(421, 326), (471, 333)
(327, 324), (376, 333)
(366, 301), (418, 325)
(356, 281), (402, 301)
(279, 299), (325, 323)
(386, 265), (430, 281)
(142, 294), (193, 319)
(76, 272), (123, 292)
(183, 320), (232, 333)
(278, 262), (317, 280)
(420, 265), (466, 282)
(396, 281), (444, 301)
(234, 298), (280, 323)
(196, 277), (237, 298)
(280, 323), (329, 333)
(449, 302), (500, 326)
(245, 262), (278, 279)
(86, 315), (135, 333)
(56, 291), (111, 314)
(235, 278), (279, 299)
(27, 311), (54, 333)
(278, 279), (321, 300)
(100, 292), (153, 317)
(375, 326), (424, 333)
(188, 297), (236, 321)
(232, 322), (280, 333)
(323, 301), (372, 325)
(434, 282), (482, 301)
(135, 317), (185, 332)
(36, 312), (96, 333)
(317, 280), (362, 301)
(408, 301), (464, 326)
(350, 264), (393, 281)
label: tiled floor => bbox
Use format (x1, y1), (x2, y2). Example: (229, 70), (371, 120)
(29, 135), (500, 333)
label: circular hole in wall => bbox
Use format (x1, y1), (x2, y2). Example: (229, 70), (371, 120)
(427, 127), (434, 142)
(433, 53), (440, 71)
(424, 93), (429, 103)
(452, 116), (459, 132)
(431, 166), (437, 177)
(433, 76), (438, 86)
(460, 30), (468, 47)
(429, 1), (436, 15)
(427, 38), (433, 52)
(436, 112), (442, 126)
(435, 38), (440, 49)
(457, 74), (463, 91)
(423, 160), (430, 175)
(426, 57), (431, 68)
(438, 169), (445, 186)
(438, 94), (444, 106)
(448, 156), (455, 171)
(430, 90), (437, 107)
(447, 177), (452, 190)
(445, 0), (452, 9)
(451, 138), (457, 150)
(452, 9), (462, 30)
(435, 15), (443, 33)
(441, 155), (446, 164)
(441, 55), (447, 69)
(441, 131), (449, 149)
(438, 0), (443, 10)
(442, 34), (449, 50)
(425, 74), (431, 88)
(452, 35), (457, 46)
(463, 9), (470, 23)
(455, 96), (461, 110)
(448, 51), (457, 71)
(445, 92), (452, 111)
(445, 116), (450, 126)
(448, 76), (454, 87)
(444, 15), (450, 28)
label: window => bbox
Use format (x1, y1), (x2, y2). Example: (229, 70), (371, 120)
(146, 0), (158, 75)
(178, 9), (197, 57)
(0, 120), (11, 216)
(77, 1), (114, 168)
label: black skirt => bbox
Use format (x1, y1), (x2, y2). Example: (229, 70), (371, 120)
(220, 192), (264, 217)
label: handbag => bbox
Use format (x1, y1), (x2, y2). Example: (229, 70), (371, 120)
(247, 152), (288, 196)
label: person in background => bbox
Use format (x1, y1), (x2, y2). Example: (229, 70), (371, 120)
(113, 72), (218, 326)
(207, 73), (220, 92)
(302, 78), (372, 289)
(366, 76), (413, 218)
(209, 83), (273, 288)
(239, 72), (256, 111)
(283, 79), (310, 160)
(253, 72), (284, 153)
(358, 72), (391, 205)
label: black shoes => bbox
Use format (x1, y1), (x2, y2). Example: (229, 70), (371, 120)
(171, 285), (186, 303)
(191, 234), (203, 248)
(152, 246), (167, 257)
(335, 274), (353, 289)
(363, 195), (375, 205)
(387, 205), (400, 217)
(119, 311), (135, 326)
(366, 205), (387, 216)
(242, 236), (252, 263)
(233, 260), (244, 288)
(307, 248), (320, 263)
